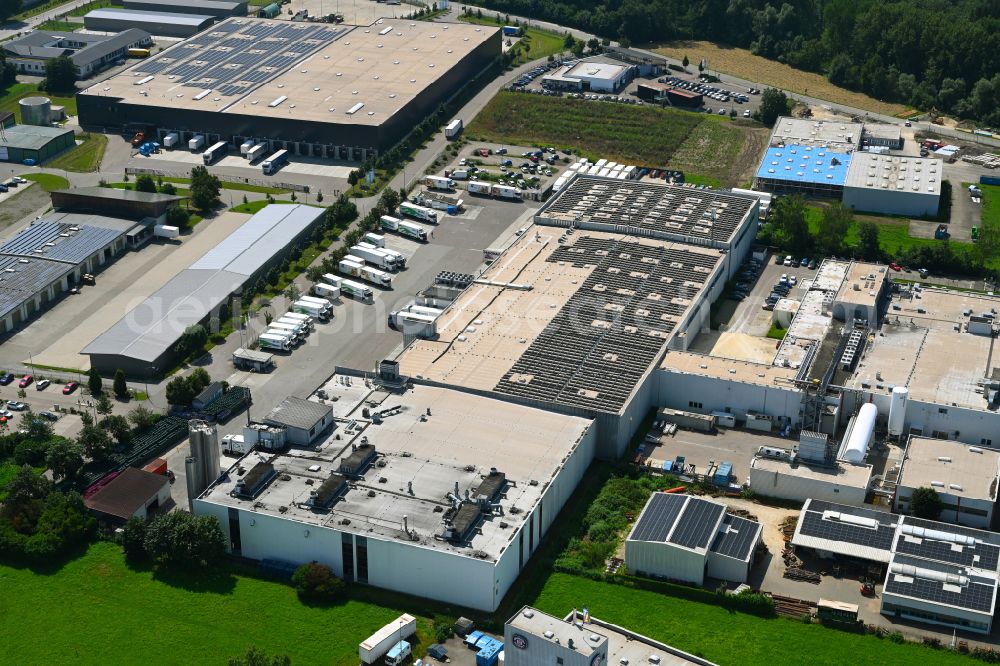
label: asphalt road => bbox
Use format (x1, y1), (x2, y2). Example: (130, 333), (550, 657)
(0, 0), (97, 42)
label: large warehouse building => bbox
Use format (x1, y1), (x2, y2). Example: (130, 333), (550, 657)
(78, 18), (500, 160)
(194, 380), (597, 611)
(84, 9), (216, 38)
(122, 0), (246, 18)
(82, 204), (324, 377)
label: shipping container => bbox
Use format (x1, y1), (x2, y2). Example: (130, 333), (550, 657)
(142, 458), (168, 475)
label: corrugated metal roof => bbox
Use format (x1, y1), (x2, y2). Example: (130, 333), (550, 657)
(0, 124), (74, 151)
(82, 204), (323, 363)
(265, 396), (331, 431)
(86, 8), (216, 26)
(54, 186), (181, 204)
(124, 0), (244, 11)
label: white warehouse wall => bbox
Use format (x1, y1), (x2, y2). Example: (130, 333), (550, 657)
(881, 593), (992, 634)
(747, 464), (868, 506)
(707, 551), (753, 584)
(625, 540), (706, 584)
(895, 488), (993, 529)
(655, 370), (804, 426)
(843, 187), (939, 218)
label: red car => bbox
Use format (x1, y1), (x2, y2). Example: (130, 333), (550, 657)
(63, 381), (79, 395)
(889, 262), (902, 271)
(18, 375), (32, 388)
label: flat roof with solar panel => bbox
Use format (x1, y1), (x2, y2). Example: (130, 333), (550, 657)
(79, 17), (499, 137)
(534, 175), (757, 247)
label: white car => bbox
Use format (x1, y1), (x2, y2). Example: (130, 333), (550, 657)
(743, 109), (751, 117)
(36, 379), (50, 391)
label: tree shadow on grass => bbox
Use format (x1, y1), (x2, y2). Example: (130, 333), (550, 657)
(0, 539), (93, 576)
(124, 558), (237, 594)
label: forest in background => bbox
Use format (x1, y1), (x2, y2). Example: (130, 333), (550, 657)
(475, 0), (1000, 126)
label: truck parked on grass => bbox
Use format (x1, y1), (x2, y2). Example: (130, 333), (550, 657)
(359, 615), (417, 666)
(399, 201), (438, 224)
(380, 215), (428, 242)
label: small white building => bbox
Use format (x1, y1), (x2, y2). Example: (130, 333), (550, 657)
(894, 436), (1000, 529)
(749, 454), (872, 506)
(625, 493), (762, 585)
(263, 396), (333, 447)
(542, 60), (634, 93)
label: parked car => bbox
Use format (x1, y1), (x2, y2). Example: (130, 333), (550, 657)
(0, 373), (14, 386)
(808, 260), (817, 270)
(889, 262), (902, 271)
(783, 255), (793, 266)
(18, 375), (32, 388)
(35, 379), (50, 391)
(62, 381), (79, 395)
(0, 409), (13, 419)
(38, 411), (59, 421)
(918, 268), (929, 278)
(7, 401), (27, 411)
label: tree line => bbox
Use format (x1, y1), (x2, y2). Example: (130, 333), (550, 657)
(472, 0), (1000, 127)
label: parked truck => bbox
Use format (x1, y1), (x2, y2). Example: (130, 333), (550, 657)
(492, 184), (522, 200)
(202, 141), (228, 165)
(339, 258), (364, 278)
(424, 175), (456, 191)
(380, 215), (428, 242)
(281, 311), (314, 329)
(351, 244), (399, 271)
(359, 615), (417, 666)
(337, 279), (374, 303)
(387, 311), (437, 337)
(399, 202), (438, 224)
(412, 192), (460, 214)
(312, 283), (341, 300)
(360, 265), (392, 288)
(258, 332), (292, 351)
(276, 317), (309, 336)
(467, 181), (492, 196)
(262, 149), (289, 175)
(240, 139), (255, 155)
(444, 118), (463, 139)
(267, 322), (301, 341)
(188, 134), (205, 151)
(291, 299), (330, 320)
(247, 143), (268, 163)
(363, 232), (385, 248)
(358, 242), (406, 269)
(162, 132), (179, 149)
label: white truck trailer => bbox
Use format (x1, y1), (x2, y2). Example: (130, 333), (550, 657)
(281, 312), (314, 329)
(162, 132), (179, 149)
(363, 232), (385, 248)
(387, 311), (437, 337)
(356, 242), (406, 269)
(424, 175), (456, 191)
(350, 244), (399, 271)
(266, 322), (301, 341)
(258, 332), (292, 351)
(492, 184), (522, 200)
(359, 615), (417, 666)
(359, 265), (392, 288)
(467, 181), (492, 196)
(399, 201), (438, 224)
(261, 148), (289, 175)
(239, 139), (254, 155)
(276, 317), (309, 336)
(291, 299), (330, 320)
(188, 134), (205, 151)
(246, 143), (268, 163)
(444, 118), (463, 139)
(311, 283), (341, 300)
(337, 279), (374, 303)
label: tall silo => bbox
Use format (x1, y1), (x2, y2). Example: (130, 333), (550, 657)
(186, 420), (222, 510)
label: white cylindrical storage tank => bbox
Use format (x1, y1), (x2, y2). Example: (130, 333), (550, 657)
(843, 403), (877, 464)
(19, 96), (51, 126)
(887, 386), (909, 437)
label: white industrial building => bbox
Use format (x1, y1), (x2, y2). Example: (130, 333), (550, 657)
(894, 436), (1000, 529)
(194, 378), (596, 611)
(843, 153), (942, 217)
(263, 396), (333, 447)
(542, 59), (635, 93)
(793, 499), (1000, 634)
(504, 607), (714, 665)
(625, 493), (762, 585)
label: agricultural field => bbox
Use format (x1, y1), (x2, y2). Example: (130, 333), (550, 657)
(533, 574), (970, 666)
(654, 41), (910, 117)
(0, 542), (445, 665)
(468, 92), (759, 185)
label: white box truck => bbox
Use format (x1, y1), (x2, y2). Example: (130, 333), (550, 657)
(276, 317), (309, 336)
(363, 232), (385, 248)
(188, 134), (205, 151)
(258, 332), (292, 351)
(261, 149), (289, 175)
(467, 181), (492, 196)
(322, 273), (343, 288)
(299, 295), (333, 310)
(492, 184), (522, 200)
(399, 202), (438, 224)
(359, 615), (417, 665)
(360, 265), (392, 288)
(406, 305), (444, 318)
(281, 311), (314, 329)
(247, 143), (267, 163)
(240, 139), (255, 155)
(388, 311), (437, 337)
(358, 243), (406, 269)
(163, 132), (179, 149)
(312, 283), (341, 300)
(292, 299), (330, 320)
(202, 141), (228, 165)
(267, 322), (301, 341)
(338, 279), (374, 303)
(444, 118), (463, 139)
(424, 175), (456, 191)
(351, 245), (398, 271)
(153, 225), (180, 238)
(339, 258), (364, 278)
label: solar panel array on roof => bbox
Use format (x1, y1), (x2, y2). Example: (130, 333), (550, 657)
(0, 221), (122, 265)
(537, 176), (755, 244)
(894, 533), (1000, 571)
(670, 498), (725, 549)
(711, 515), (761, 561)
(630, 492), (685, 542)
(884, 556), (996, 613)
(494, 235), (719, 413)
(798, 500), (898, 551)
(135, 20), (347, 96)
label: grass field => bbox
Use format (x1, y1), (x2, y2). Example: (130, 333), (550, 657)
(467, 92), (759, 185)
(21, 173), (70, 191)
(155, 176), (288, 195)
(0, 83), (78, 123)
(533, 574), (968, 666)
(0, 542), (444, 665)
(653, 41), (910, 117)
(230, 199), (294, 214)
(982, 184), (1000, 229)
(459, 15), (566, 66)
(35, 19), (81, 31)
(46, 133), (107, 172)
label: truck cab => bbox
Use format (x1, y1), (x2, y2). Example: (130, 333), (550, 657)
(384, 641), (410, 666)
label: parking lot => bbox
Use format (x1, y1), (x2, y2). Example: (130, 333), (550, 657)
(437, 142), (567, 197)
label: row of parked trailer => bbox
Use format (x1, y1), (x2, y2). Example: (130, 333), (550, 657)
(158, 132), (289, 174)
(258, 306), (328, 352)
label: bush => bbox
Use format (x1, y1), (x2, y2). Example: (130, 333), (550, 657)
(291, 561), (345, 602)
(120, 516), (148, 561)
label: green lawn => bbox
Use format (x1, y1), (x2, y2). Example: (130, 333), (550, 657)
(459, 15), (566, 66)
(468, 91), (706, 166)
(0, 83), (78, 122)
(156, 176), (289, 195)
(108, 182), (191, 197)
(0, 542), (442, 665)
(533, 574), (969, 666)
(21, 173), (70, 192)
(46, 133), (107, 172)
(767, 322), (787, 339)
(982, 184), (1000, 229)
(230, 199), (294, 214)
(35, 19), (81, 32)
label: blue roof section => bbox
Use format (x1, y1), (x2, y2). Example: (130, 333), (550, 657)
(756, 144), (852, 186)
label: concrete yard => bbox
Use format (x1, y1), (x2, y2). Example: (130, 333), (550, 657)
(642, 426), (796, 484)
